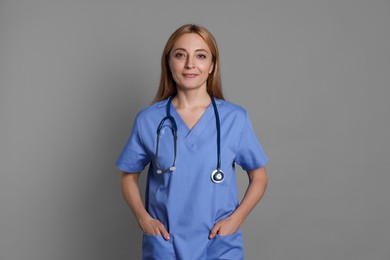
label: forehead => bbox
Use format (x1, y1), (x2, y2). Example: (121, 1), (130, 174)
(172, 33), (210, 52)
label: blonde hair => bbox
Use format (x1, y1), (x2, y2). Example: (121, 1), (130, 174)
(153, 24), (224, 102)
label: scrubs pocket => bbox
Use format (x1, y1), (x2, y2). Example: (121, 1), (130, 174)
(142, 234), (175, 260)
(208, 229), (244, 260)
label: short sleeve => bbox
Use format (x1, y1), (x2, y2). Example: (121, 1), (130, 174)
(115, 113), (151, 173)
(234, 112), (269, 170)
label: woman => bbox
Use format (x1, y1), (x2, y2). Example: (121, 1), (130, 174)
(116, 24), (269, 260)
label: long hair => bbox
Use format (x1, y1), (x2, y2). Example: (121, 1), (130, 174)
(153, 24), (224, 103)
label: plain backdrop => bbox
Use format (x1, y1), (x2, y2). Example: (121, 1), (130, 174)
(1, 0), (389, 259)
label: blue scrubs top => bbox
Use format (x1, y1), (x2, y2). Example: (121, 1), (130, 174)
(116, 98), (268, 260)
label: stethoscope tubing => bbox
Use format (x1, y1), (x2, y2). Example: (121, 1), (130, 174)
(210, 95), (221, 171)
(155, 95), (224, 183)
(156, 96), (177, 174)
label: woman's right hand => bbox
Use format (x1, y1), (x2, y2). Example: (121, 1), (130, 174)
(138, 214), (170, 240)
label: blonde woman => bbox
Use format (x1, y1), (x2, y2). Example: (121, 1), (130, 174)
(116, 24), (269, 259)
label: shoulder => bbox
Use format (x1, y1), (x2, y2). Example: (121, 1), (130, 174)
(215, 98), (248, 119)
(135, 98), (169, 121)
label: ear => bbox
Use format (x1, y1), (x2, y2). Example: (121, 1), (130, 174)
(209, 62), (214, 74)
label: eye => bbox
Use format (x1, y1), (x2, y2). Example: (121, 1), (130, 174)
(174, 52), (185, 58)
(197, 54), (207, 59)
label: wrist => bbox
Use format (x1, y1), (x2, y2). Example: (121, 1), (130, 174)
(134, 208), (151, 223)
(231, 208), (248, 225)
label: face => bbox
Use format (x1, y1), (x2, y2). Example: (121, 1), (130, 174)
(168, 33), (214, 92)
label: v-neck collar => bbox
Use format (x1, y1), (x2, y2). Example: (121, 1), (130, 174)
(170, 101), (214, 146)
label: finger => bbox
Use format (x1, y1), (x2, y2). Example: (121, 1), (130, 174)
(159, 224), (170, 240)
(209, 223), (221, 239)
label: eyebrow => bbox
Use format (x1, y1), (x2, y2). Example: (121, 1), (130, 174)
(172, 47), (209, 53)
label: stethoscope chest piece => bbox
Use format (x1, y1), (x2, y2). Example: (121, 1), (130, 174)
(211, 169), (225, 184)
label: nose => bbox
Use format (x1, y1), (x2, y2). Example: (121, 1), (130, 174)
(185, 55), (195, 69)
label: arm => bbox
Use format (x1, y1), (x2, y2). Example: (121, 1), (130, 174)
(120, 171), (170, 240)
(209, 166), (268, 238)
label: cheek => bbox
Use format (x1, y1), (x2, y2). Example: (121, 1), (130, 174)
(202, 64), (213, 75)
(201, 61), (213, 72)
(169, 65), (182, 83)
(169, 61), (182, 75)
(170, 68), (180, 80)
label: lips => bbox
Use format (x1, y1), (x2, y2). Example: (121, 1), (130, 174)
(183, 73), (198, 78)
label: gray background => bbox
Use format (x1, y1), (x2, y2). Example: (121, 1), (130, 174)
(0, 0), (389, 259)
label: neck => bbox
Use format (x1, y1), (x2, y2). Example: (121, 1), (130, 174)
(173, 89), (211, 109)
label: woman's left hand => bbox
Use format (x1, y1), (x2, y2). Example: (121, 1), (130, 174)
(209, 213), (243, 238)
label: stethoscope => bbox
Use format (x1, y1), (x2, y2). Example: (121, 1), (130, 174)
(155, 95), (225, 184)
